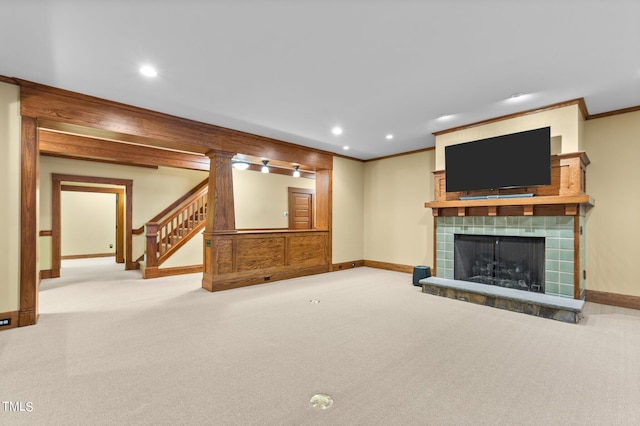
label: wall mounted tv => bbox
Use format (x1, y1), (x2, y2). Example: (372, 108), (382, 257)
(445, 126), (551, 192)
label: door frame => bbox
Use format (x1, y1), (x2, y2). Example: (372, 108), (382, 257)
(51, 173), (134, 278)
(59, 184), (125, 263)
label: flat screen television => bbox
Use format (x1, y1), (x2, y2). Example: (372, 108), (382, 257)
(445, 127), (551, 192)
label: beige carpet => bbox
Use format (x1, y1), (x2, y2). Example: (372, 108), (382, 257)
(1, 258), (640, 425)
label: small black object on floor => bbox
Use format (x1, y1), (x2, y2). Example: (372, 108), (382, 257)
(412, 266), (431, 286)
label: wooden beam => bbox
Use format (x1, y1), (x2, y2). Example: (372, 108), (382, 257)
(39, 130), (209, 171)
(19, 79), (334, 170)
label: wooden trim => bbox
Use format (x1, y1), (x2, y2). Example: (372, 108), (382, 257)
(574, 216), (581, 299)
(365, 146), (435, 162)
(61, 185), (123, 194)
(205, 265), (330, 292)
(332, 260), (365, 271)
(42, 152), (159, 170)
(58, 183), (126, 264)
(162, 265), (204, 276)
(332, 152), (366, 162)
(20, 116), (39, 327)
(61, 253), (115, 260)
(586, 104), (640, 120)
(432, 220), (437, 277)
(237, 228), (289, 232)
(51, 176), (61, 275)
(0, 75), (18, 85)
(585, 290), (640, 311)
(39, 270), (54, 280)
(433, 98), (587, 136)
(59, 183), (125, 265)
(39, 230), (53, 237)
(425, 195), (593, 209)
(0, 311), (20, 331)
(363, 260), (414, 274)
(39, 130), (207, 170)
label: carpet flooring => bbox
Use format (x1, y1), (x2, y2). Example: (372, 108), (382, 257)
(1, 258), (639, 425)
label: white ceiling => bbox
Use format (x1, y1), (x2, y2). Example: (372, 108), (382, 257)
(2, 0), (639, 160)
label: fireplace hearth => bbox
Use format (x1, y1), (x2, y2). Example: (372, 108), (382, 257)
(454, 234), (545, 293)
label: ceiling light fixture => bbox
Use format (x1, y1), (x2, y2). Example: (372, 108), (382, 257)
(232, 161), (250, 170)
(437, 114), (453, 120)
(293, 165), (301, 178)
(508, 92), (526, 100)
(386, 134), (394, 140)
(139, 66), (158, 77)
(261, 160), (270, 173)
(331, 126), (343, 135)
(343, 146), (350, 150)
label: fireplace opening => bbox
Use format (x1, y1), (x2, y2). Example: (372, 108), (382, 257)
(454, 234), (545, 293)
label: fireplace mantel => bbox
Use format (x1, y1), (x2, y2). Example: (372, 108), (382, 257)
(425, 152), (593, 217)
(425, 194), (594, 217)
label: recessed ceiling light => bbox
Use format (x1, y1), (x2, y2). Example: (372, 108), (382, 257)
(437, 114), (453, 120)
(331, 126), (343, 135)
(343, 146), (349, 150)
(139, 66), (158, 77)
(386, 134), (394, 140)
(509, 92), (525, 99)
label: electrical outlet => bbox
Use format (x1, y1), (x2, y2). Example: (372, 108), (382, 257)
(264, 276), (271, 281)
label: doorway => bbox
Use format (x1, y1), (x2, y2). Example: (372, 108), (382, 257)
(61, 186), (122, 262)
(50, 173), (134, 278)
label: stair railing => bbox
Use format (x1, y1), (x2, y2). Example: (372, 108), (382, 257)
(144, 184), (208, 269)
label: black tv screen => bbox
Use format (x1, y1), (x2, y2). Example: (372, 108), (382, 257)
(445, 127), (551, 192)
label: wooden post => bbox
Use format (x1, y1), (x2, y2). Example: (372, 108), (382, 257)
(20, 116), (39, 326)
(202, 150), (236, 291)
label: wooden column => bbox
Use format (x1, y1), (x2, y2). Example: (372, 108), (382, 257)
(315, 169), (332, 270)
(20, 116), (39, 327)
(202, 150), (237, 291)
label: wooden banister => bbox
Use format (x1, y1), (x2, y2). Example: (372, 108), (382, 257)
(134, 178), (208, 235)
(144, 185), (208, 272)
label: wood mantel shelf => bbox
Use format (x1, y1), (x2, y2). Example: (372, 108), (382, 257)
(425, 194), (594, 217)
(426, 152), (593, 217)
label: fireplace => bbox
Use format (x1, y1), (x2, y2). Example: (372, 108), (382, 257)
(454, 234), (545, 293)
(434, 216), (584, 299)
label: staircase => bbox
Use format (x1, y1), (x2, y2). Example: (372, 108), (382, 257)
(141, 179), (208, 278)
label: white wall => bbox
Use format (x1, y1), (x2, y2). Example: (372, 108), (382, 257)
(363, 150), (435, 267)
(61, 191), (116, 256)
(0, 82), (21, 313)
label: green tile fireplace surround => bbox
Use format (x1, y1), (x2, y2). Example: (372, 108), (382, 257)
(435, 215), (586, 299)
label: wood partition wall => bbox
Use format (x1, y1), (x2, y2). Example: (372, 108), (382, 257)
(17, 79), (334, 326)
